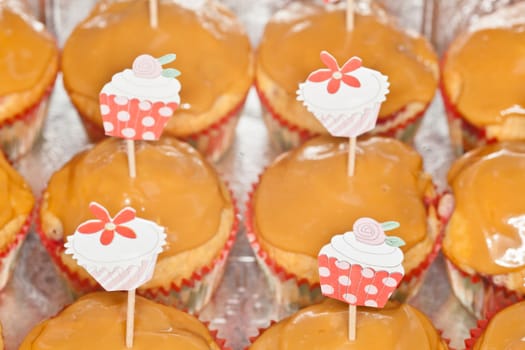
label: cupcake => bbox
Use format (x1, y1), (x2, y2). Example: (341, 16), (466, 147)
(20, 292), (226, 349)
(61, 0), (254, 161)
(248, 299), (448, 349)
(441, 2), (525, 153)
(256, 0), (438, 152)
(465, 300), (525, 350)
(0, 150), (34, 290)
(0, 0), (59, 160)
(246, 136), (443, 308)
(0, 322), (3, 350)
(443, 141), (525, 318)
(37, 136), (237, 312)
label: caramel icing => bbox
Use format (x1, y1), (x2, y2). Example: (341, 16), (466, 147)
(473, 301), (525, 349)
(0, 322), (3, 350)
(443, 3), (525, 128)
(0, 2), (56, 95)
(0, 151), (34, 249)
(250, 299), (447, 349)
(43, 137), (231, 258)
(20, 292), (221, 349)
(444, 142), (525, 275)
(62, 0), (253, 136)
(256, 1), (438, 131)
(254, 136), (433, 260)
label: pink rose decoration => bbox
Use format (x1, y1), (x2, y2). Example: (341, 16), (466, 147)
(353, 218), (385, 245)
(132, 54), (162, 79)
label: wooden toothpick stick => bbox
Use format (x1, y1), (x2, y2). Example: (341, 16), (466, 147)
(349, 304), (357, 341)
(126, 289), (136, 348)
(149, 0), (158, 29)
(346, 0), (355, 31)
(126, 139), (137, 179)
(348, 136), (357, 177)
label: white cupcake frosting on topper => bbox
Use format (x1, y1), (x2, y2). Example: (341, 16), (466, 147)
(65, 202), (167, 291)
(297, 51), (390, 138)
(319, 217), (405, 273)
(101, 54), (181, 103)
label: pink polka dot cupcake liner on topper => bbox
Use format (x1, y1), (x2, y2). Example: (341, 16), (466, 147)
(99, 93), (178, 140)
(317, 255), (404, 308)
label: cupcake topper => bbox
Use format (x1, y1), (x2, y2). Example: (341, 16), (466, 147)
(65, 202), (167, 348)
(99, 53), (181, 178)
(297, 51), (389, 177)
(323, 0), (354, 31)
(317, 217), (405, 341)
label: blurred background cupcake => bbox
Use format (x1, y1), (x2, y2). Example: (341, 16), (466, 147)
(38, 137), (237, 312)
(443, 142), (525, 318)
(20, 292), (227, 349)
(0, 0), (59, 160)
(0, 151), (34, 290)
(255, 0), (438, 152)
(248, 299), (449, 349)
(441, 2), (525, 154)
(61, 0), (254, 161)
(464, 300), (525, 349)
(246, 136), (443, 309)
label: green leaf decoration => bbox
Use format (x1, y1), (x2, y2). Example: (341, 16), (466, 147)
(161, 68), (181, 78)
(157, 53), (176, 65)
(381, 221), (400, 231)
(385, 236), (406, 248)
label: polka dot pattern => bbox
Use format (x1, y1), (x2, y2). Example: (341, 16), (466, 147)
(318, 254), (404, 308)
(99, 93), (179, 140)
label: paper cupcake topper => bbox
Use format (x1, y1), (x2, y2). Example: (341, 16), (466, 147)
(99, 53), (181, 141)
(64, 202), (167, 292)
(318, 217), (405, 308)
(297, 51), (389, 138)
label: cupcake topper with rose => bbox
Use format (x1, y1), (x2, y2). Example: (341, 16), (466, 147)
(65, 202), (166, 348)
(297, 51), (389, 177)
(99, 53), (182, 178)
(318, 217), (405, 341)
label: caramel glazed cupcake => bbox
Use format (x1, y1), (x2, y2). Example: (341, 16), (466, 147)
(443, 142), (525, 317)
(249, 299), (448, 349)
(247, 136), (442, 307)
(256, 0), (438, 150)
(61, 0), (253, 161)
(441, 2), (525, 152)
(20, 292), (225, 349)
(0, 0), (59, 159)
(38, 137), (236, 312)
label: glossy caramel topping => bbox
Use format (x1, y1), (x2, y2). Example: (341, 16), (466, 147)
(473, 301), (525, 349)
(62, 0), (252, 117)
(20, 292), (220, 349)
(445, 142), (525, 275)
(257, 1), (438, 119)
(250, 299), (446, 349)
(45, 137), (231, 257)
(0, 3), (57, 95)
(0, 151), (34, 231)
(443, 3), (525, 126)
(254, 136), (432, 257)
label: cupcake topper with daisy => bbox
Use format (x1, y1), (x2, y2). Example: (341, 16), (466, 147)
(323, 0), (354, 31)
(318, 217), (405, 341)
(65, 202), (167, 348)
(297, 51), (389, 176)
(99, 53), (181, 178)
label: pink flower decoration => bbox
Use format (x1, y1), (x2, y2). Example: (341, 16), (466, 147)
(77, 202), (137, 246)
(323, 0), (339, 3)
(132, 54), (162, 79)
(353, 217), (385, 245)
(307, 51), (362, 94)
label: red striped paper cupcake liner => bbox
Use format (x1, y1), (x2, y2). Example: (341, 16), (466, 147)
(439, 55), (496, 155)
(35, 191), (239, 313)
(0, 207), (33, 290)
(464, 310), (499, 350)
(0, 85), (54, 161)
(245, 175), (448, 309)
(255, 79), (427, 153)
(444, 259), (523, 320)
(79, 95), (247, 162)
